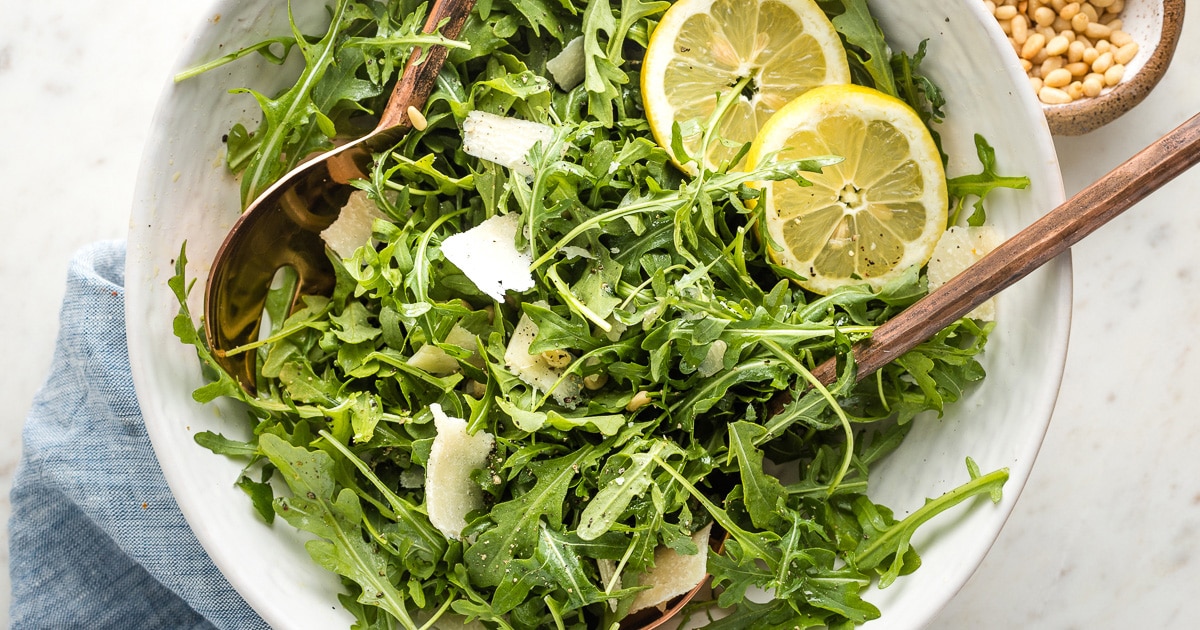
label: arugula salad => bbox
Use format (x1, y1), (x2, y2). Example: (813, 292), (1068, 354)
(172, 0), (1028, 627)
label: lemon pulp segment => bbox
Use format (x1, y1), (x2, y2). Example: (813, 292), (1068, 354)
(642, 0), (850, 173)
(749, 84), (948, 294)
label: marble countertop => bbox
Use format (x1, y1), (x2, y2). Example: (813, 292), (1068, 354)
(3, 1), (1199, 627)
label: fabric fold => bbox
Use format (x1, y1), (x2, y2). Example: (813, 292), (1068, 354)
(8, 241), (267, 630)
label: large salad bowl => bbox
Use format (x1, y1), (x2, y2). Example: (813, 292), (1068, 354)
(126, 0), (1070, 627)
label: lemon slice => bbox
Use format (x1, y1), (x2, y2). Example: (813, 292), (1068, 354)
(641, 0), (850, 173)
(747, 84), (948, 295)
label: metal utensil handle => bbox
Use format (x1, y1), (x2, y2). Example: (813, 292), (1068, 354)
(377, 0), (477, 131)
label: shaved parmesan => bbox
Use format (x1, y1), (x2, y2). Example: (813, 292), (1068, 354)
(462, 110), (555, 177)
(426, 404), (495, 540)
(407, 324), (480, 376)
(546, 36), (586, 90)
(630, 524), (713, 612)
(927, 226), (1003, 321)
(320, 190), (388, 259)
(504, 307), (582, 408)
(441, 213), (535, 301)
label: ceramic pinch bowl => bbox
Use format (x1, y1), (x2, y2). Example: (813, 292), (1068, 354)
(1005, 0), (1185, 136)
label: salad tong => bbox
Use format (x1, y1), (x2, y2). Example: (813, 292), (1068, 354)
(204, 0), (476, 391)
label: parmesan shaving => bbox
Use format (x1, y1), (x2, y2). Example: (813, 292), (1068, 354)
(546, 36), (586, 90)
(319, 189), (388, 259)
(927, 225), (1004, 321)
(426, 404), (495, 540)
(461, 110), (556, 177)
(504, 307), (582, 408)
(441, 213), (536, 301)
(407, 324), (480, 376)
(629, 523), (713, 612)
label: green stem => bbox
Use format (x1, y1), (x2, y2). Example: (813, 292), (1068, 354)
(854, 466), (1009, 569)
(759, 339), (853, 496)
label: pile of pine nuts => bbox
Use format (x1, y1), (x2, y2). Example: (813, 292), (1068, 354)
(984, 0), (1140, 105)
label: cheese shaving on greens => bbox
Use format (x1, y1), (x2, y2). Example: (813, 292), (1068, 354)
(440, 213), (535, 301)
(426, 404), (494, 540)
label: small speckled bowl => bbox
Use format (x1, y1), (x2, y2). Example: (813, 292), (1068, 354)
(1044, 0), (1184, 136)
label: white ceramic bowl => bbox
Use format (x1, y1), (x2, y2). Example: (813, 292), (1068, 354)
(126, 1), (1070, 628)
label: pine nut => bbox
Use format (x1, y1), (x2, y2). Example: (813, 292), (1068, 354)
(1034, 6), (1057, 25)
(1045, 35), (1070, 56)
(1022, 33), (1047, 59)
(1039, 86), (1073, 104)
(986, 0), (1136, 105)
(541, 349), (573, 369)
(1091, 51), (1114, 74)
(1065, 61), (1090, 77)
(626, 390), (652, 412)
(583, 372), (608, 390)
(1114, 42), (1139, 65)
(407, 106), (428, 131)
(1012, 15), (1029, 44)
(1105, 63), (1125, 86)
(1085, 22), (1112, 40)
(1043, 67), (1073, 87)
(1067, 40), (1086, 62)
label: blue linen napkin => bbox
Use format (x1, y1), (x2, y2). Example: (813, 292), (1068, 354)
(8, 241), (268, 630)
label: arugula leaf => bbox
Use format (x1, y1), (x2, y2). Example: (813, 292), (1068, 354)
(465, 446), (601, 587)
(948, 134), (1032, 226)
(822, 0), (896, 96)
(728, 422), (787, 530)
(853, 459), (1009, 587)
(259, 433), (419, 628)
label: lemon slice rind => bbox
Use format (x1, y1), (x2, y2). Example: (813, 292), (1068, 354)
(748, 84), (949, 295)
(642, 0), (851, 174)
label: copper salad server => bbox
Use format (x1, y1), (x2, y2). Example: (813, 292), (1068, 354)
(204, 0), (476, 390)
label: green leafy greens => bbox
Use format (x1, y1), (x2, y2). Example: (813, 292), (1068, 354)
(172, 0), (1029, 627)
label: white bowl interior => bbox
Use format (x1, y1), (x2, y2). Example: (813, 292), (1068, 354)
(126, 1), (1070, 628)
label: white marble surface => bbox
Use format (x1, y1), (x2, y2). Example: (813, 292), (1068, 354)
(2, 1), (1199, 628)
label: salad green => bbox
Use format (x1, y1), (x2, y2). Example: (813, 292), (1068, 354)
(172, 0), (1029, 627)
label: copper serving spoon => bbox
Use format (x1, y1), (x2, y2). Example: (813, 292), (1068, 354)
(204, 0), (476, 391)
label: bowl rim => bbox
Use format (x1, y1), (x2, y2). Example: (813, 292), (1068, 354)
(126, 0), (1073, 628)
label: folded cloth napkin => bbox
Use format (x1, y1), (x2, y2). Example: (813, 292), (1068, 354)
(8, 241), (267, 630)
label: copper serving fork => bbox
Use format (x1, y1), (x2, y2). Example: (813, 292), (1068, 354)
(203, 0), (476, 391)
